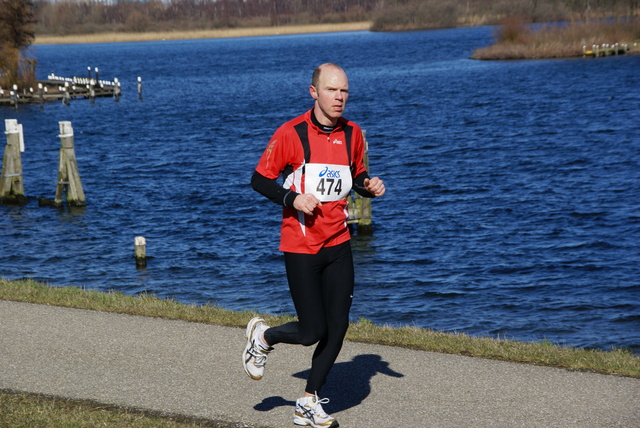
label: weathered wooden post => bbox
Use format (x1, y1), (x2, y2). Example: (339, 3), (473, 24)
(54, 121), (85, 207)
(134, 236), (147, 267)
(0, 119), (27, 205)
(347, 130), (373, 234)
(137, 76), (142, 101)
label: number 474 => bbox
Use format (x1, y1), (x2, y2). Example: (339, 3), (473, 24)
(316, 178), (343, 196)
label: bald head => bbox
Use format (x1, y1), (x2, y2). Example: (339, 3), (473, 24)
(312, 63), (347, 88)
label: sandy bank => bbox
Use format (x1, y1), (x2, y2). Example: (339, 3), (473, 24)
(34, 22), (372, 45)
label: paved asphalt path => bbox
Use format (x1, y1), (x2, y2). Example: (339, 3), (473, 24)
(1, 300), (638, 427)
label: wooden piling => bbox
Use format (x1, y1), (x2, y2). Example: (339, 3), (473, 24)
(0, 119), (27, 205)
(347, 130), (373, 234)
(134, 236), (147, 267)
(54, 121), (86, 207)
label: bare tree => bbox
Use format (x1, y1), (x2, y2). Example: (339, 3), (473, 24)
(0, 0), (37, 86)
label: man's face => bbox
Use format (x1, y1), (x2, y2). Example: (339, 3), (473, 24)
(310, 66), (349, 126)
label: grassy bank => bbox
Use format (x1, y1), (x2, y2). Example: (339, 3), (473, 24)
(1, 277), (638, 427)
(472, 19), (640, 60)
(34, 22), (371, 45)
(1, 278), (638, 377)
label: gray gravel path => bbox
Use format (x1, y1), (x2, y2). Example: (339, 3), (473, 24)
(1, 300), (638, 427)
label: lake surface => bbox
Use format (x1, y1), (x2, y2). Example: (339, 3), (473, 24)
(2, 26), (639, 353)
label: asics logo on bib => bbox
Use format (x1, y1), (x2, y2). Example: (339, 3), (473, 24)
(318, 166), (341, 179)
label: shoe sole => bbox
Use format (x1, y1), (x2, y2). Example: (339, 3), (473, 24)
(242, 317), (264, 380)
(293, 416), (339, 428)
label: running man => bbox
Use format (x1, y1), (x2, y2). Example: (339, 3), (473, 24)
(245, 63), (385, 428)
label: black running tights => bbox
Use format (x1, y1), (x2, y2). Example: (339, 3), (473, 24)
(263, 240), (354, 395)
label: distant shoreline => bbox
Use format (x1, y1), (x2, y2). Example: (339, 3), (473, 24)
(34, 22), (372, 45)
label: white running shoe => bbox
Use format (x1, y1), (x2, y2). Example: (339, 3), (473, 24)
(242, 317), (272, 380)
(294, 394), (339, 428)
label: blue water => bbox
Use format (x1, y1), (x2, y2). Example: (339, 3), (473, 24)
(2, 27), (639, 353)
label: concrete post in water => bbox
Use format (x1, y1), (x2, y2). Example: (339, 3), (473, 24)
(54, 121), (86, 207)
(10, 90), (18, 109)
(62, 82), (70, 105)
(38, 83), (44, 107)
(11, 85), (18, 109)
(0, 119), (27, 205)
(137, 76), (142, 100)
(134, 236), (147, 267)
(114, 78), (121, 102)
(89, 79), (95, 104)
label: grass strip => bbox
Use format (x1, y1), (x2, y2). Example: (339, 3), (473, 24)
(1, 277), (638, 378)
(0, 389), (262, 428)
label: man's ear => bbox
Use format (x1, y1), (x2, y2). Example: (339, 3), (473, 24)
(309, 85), (318, 100)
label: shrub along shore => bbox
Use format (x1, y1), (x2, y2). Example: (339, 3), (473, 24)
(1, 278), (638, 426)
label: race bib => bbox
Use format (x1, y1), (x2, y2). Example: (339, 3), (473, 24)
(305, 163), (352, 202)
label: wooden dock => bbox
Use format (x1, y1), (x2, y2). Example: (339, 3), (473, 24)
(583, 42), (631, 57)
(0, 73), (121, 107)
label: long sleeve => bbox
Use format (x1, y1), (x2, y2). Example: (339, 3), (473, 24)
(352, 171), (375, 197)
(251, 170), (298, 207)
